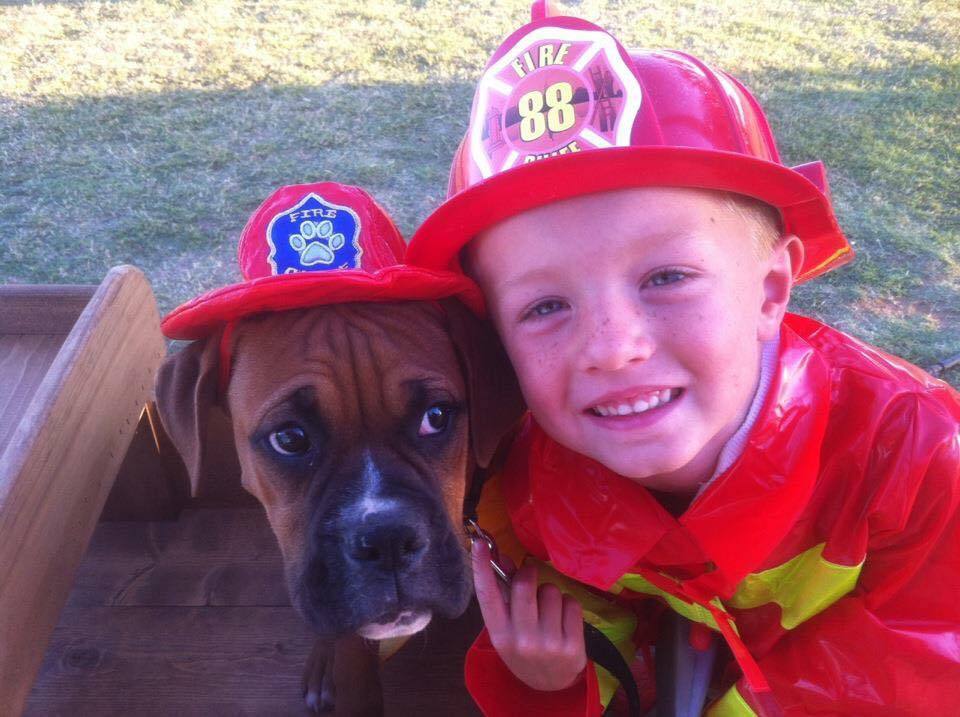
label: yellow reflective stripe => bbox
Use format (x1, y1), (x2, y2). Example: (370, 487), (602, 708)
(593, 661), (625, 709)
(615, 573), (730, 633)
(728, 542), (862, 629)
(708, 684), (757, 716)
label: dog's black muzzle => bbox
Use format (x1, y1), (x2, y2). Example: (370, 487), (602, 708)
(289, 460), (471, 637)
(346, 515), (429, 573)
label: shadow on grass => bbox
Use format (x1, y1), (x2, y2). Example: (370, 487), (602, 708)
(0, 60), (957, 370)
(0, 79), (476, 310)
(749, 62), (959, 365)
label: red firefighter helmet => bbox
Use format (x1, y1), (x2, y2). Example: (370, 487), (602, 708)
(162, 182), (484, 340)
(406, 6), (852, 283)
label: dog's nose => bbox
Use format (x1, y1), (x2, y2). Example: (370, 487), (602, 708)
(349, 521), (427, 571)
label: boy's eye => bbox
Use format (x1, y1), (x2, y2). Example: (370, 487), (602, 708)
(647, 270), (687, 287)
(524, 299), (567, 320)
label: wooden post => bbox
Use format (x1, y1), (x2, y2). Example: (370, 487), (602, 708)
(0, 266), (165, 714)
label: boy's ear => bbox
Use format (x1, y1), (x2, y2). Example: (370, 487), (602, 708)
(758, 234), (804, 341)
(440, 299), (526, 468)
(155, 332), (237, 497)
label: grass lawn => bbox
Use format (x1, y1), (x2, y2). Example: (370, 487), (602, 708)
(1, 0), (957, 381)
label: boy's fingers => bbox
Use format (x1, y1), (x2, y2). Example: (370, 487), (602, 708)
(509, 563), (540, 633)
(562, 593), (586, 652)
(471, 541), (509, 634)
(537, 582), (564, 639)
(492, 553), (515, 602)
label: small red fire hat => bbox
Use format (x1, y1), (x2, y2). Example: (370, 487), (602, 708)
(162, 182), (485, 341)
(406, 2), (853, 283)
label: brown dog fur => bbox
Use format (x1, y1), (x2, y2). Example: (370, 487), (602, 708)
(156, 299), (522, 714)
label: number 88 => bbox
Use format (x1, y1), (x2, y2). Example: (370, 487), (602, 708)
(518, 81), (575, 142)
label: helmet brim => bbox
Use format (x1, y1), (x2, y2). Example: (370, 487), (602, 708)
(161, 266), (486, 340)
(407, 146), (853, 284)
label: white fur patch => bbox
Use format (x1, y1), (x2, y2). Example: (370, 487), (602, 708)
(356, 609), (433, 640)
(356, 450), (398, 520)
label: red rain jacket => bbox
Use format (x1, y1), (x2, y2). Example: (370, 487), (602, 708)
(466, 314), (960, 715)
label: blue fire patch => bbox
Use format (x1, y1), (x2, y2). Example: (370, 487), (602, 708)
(266, 193), (363, 275)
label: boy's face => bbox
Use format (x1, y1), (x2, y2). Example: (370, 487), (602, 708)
(468, 187), (797, 495)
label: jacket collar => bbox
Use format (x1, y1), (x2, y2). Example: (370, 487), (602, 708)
(501, 317), (832, 597)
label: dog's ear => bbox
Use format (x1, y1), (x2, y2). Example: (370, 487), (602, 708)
(441, 300), (525, 468)
(155, 332), (233, 497)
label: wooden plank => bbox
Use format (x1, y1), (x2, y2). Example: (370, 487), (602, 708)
(25, 604), (483, 716)
(0, 266), (166, 714)
(25, 606), (314, 715)
(0, 285), (95, 334)
(67, 509), (288, 608)
(28, 505), (482, 714)
(0, 334), (65, 457)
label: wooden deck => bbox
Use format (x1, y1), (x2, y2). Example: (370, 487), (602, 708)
(25, 507), (484, 715)
(0, 269), (166, 713)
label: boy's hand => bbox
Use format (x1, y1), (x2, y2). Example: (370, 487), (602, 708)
(471, 540), (587, 692)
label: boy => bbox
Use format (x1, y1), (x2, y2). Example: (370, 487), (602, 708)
(405, 4), (960, 716)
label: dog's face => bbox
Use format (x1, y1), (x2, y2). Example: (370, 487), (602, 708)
(157, 300), (522, 640)
(230, 303), (471, 637)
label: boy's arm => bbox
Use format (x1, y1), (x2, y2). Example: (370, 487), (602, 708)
(713, 400), (960, 716)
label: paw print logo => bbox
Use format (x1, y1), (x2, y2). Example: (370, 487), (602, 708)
(289, 219), (346, 266)
(266, 193), (362, 275)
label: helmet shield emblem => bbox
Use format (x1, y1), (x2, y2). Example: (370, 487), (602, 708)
(266, 193), (363, 275)
(468, 22), (643, 184)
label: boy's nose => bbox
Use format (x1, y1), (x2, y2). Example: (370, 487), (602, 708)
(578, 302), (654, 372)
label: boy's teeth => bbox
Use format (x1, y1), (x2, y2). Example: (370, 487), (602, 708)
(593, 389), (678, 417)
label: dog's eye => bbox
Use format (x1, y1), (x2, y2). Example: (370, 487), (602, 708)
(419, 404), (453, 436)
(269, 424), (311, 455)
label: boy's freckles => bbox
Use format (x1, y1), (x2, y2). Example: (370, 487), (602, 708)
(468, 187), (786, 495)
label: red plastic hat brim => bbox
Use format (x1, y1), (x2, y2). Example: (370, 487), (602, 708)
(407, 146), (853, 284)
(161, 265), (486, 340)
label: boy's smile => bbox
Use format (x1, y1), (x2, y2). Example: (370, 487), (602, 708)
(468, 187), (797, 495)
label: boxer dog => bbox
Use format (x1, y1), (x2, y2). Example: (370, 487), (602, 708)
(155, 183), (522, 714)
(156, 298), (521, 714)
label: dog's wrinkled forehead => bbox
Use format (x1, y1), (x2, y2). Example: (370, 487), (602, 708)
(226, 302), (463, 424)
